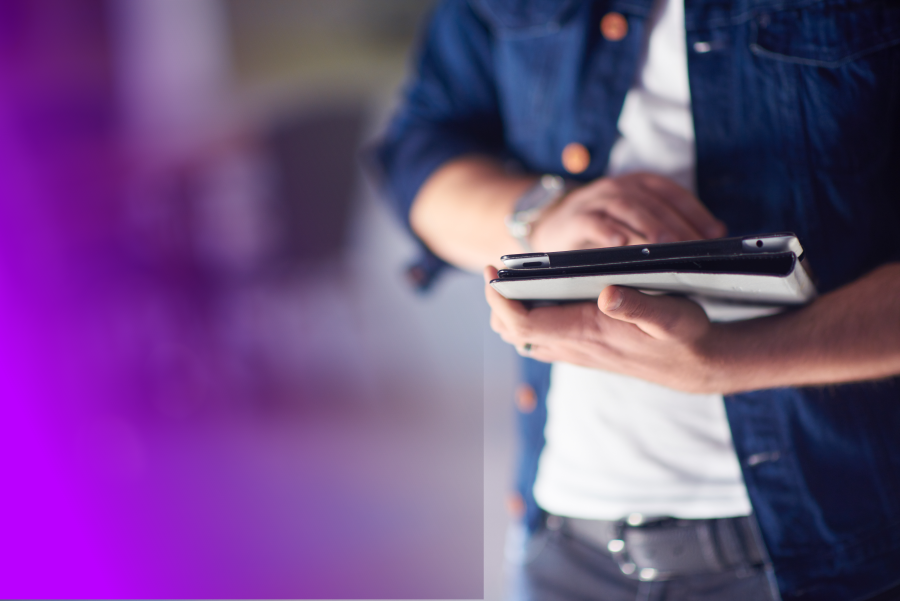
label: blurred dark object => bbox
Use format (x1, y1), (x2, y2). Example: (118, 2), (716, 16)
(226, 0), (429, 80)
(267, 105), (366, 267)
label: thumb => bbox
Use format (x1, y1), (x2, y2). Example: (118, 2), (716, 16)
(598, 286), (708, 341)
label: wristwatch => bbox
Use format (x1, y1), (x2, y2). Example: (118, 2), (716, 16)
(505, 174), (568, 252)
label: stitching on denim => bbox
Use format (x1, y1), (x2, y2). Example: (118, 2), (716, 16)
(692, 0), (863, 29)
(749, 36), (900, 68)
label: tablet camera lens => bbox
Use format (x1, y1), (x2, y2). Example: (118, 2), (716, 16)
(756, 240), (763, 248)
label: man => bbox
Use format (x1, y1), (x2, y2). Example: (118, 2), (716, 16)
(376, 0), (900, 599)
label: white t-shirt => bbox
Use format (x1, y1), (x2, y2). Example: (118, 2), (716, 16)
(532, 0), (753, 520)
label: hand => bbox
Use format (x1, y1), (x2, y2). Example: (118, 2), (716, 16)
(529, 172), (726, 252)
(484, 266), (725, 393)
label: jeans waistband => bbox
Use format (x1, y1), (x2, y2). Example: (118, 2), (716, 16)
(546, 513), (767, 582)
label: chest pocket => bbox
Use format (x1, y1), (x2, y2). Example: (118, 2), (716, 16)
(750, 0), (900, 67)
(468, 0), (587, 169)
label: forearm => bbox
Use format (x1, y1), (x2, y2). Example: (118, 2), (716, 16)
(708, 262), (900, 392)
(410, 155), (535, 271)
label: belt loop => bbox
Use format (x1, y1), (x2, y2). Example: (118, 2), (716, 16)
(696, 521), (724, 572)
(716, 518), (746, 568)
(739, 515), (768, 566)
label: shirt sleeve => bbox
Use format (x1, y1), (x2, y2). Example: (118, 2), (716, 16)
(371, 0), (505, 289)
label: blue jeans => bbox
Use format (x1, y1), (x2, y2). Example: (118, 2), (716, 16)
(508, 523), (780, 601)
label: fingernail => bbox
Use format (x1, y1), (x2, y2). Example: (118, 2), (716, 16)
(609, 234), (625, 246)
(604, 288), (623, 312)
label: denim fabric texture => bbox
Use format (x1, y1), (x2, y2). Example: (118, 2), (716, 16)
(375, 1), (900, 599)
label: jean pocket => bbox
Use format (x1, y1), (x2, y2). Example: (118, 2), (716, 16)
(750, 0), (900, 67)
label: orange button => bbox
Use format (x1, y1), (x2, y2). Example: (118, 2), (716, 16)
(600, 12), (628, 41)
(515, 383), (537, 413)
(506, 492), (526, 519)
(561, 142), (590, 174)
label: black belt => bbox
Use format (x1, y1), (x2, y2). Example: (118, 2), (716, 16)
(546, 513), (767, 582)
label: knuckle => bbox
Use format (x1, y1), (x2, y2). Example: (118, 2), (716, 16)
(657, 314), (679, 334)
(514, 320), (533, 339)
(621, 301), (647, 321)
(644, 307), (680, 334)
(563, 186), (586, 203)
(605, 197), (628, 212)
(646, 173), (667, 186)
(622, 297), (669, 330)
(586, 218), (611, 237)
(596, 177), (622, 195)
(496, 326), (516, 343)
(581, 302), (601, 325)
(642, 172), (671, 190)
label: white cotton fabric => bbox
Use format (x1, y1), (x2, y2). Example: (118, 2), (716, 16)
(606, 0), (696, 191)
(534, 363), (752, 519)
(532, 0), (753, 520)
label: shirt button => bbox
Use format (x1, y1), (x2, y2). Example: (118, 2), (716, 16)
(562, 142), (591, 174)
(515, 383), (537, 413)
(506, 492), (525, 519)
(600, 12), (628, 41)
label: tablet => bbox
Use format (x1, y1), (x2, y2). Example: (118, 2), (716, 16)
(490, 233), (817, 314)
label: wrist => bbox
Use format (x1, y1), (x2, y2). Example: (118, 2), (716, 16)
(694, 321), (756, 395)
(505, 174), (569, 251)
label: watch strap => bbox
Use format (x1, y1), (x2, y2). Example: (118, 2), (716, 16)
(505, 174), (567, 251)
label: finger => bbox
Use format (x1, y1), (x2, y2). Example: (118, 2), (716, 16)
(484, 266), (531, 335)
(485, 266), (516, 337)
(491, 313), (523, 346)
(598, 286), (709, 341)
(636, 174), (727, 239)
(493, 296), (598, 348)
(524, 343), (555, 364)
(485, 276), (528, 321)
(629, 193), (706, 242)
(595, 192), (697, 243)
(577, 214), (639, 248)
(527, 301), (601, 344)
(516, 342), (534, 357)
(490, 311), (505, 335)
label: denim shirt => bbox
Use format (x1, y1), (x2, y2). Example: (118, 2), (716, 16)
(375, 1), (900, 598)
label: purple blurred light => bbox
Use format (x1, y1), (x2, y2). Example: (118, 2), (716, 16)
(0, 1), (483, 598)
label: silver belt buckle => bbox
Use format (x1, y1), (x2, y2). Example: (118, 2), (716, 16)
(606, 514), (672, 582)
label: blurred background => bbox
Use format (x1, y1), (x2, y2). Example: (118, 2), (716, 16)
(0, 0), (518, 598)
